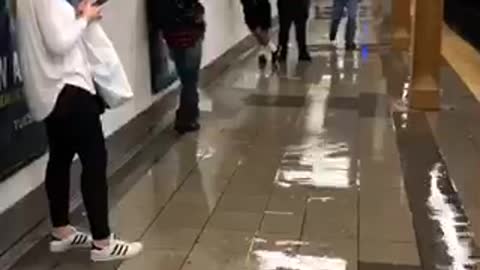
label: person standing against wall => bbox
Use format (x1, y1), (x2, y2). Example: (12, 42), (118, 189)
(329, 0), (360, 50)
(239, 0), (277, 68)
(148, 0), (206, 134)
(15, 0), (143, 262)
(277, 0), (311, 62)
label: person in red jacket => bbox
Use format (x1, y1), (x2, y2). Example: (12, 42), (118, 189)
(240, 0), (277, 68)
(148, 0), (206, 134)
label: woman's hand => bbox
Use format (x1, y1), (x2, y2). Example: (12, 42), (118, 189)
(77, 0), (102, 22)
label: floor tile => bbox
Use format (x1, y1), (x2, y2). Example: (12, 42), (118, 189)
(142, 227), (201, 251)
(359, 241), (420, 266)
(216, 194), (269, 213)
(207, 211), (263, 233)
(118, 250), (187, 270)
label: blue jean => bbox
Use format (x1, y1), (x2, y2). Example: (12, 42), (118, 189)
(169, 40), (203, 124)
(330, 0), (359, 45)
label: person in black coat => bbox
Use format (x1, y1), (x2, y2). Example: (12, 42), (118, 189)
(240, 0), (277, 67)
(277, 0), (311, 62)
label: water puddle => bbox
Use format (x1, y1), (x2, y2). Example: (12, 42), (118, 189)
(196, 146), (216, 161)
(427, 163), (476, 270)
(253, 250), (347, 270)
(274, 140), (352, 189)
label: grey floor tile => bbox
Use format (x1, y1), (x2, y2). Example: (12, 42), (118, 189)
(142, 227), (201, 251)
(207, 210), (263, 233)
(223, 180), (274, 197)
(196, 229), (253, 251)
(54, 252), (119, 270)
(216, 194), (269, 213)
(266, 195), (306, 215)
(117, 250), (187, 270)
(181, 230), (255, 270)
(260, 212), (304, 236)
(359, 241), (420, 266)
(360, 188), (415, 242)
(149, 202), (210, 230)
(8, 239), (59, 270)
(181, 246), (255, 270)
(302, 191), (358, 241)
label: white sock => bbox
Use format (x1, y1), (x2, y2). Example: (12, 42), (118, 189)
(268, 42), (277, 52)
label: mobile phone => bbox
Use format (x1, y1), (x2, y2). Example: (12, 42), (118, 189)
(93, 0), (109, 6)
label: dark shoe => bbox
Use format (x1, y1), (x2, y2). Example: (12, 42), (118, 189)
(329, 33), (336, 42)
(278, 51), (287, 62)
(345, 43), (358, 51)
(175, 122), (201, 134)
(271, 50), (279, 64)
(258, 54), (267, 69)
(299, 52), (312, 62)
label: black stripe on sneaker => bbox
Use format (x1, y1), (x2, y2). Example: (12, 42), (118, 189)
(123, 246), (129, 256)
(111, 244), (119, 256)
(117, 245), (125, 256)
(74, 235), (81, 245)
(79, 235), (85, 245)
(72, 235), (80, 245)
(80, 235), (87, 244)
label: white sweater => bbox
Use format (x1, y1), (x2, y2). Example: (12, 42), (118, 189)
(16, 0), (95, 121)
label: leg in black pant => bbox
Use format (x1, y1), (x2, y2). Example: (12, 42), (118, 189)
(45, 85), (110, 241)
(278, 14), (293, 61)
(45, 119), (75, 229)
(75, 112), (110, 240)
(294, 16), (311, 61)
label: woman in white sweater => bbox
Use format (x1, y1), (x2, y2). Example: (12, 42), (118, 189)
(15, 0), (142, 262)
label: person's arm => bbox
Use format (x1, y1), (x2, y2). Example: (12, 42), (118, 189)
(33, 0), (88, 56)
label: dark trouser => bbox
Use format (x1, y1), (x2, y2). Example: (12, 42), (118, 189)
(240, 0), (272, 32)
(45, 84), (110, 240)
(330, 0), (359, 45)
(277, 0), (309, 54)
(169, 39), (203, 124)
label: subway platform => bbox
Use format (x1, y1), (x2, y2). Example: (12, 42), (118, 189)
(5, 3), (480, 270)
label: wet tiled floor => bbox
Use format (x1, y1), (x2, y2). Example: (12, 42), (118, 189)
(8, 1), (480, 269)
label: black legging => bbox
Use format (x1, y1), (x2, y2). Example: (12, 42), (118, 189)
(277, 0), (309, 53)
(45, 85), (110, 240)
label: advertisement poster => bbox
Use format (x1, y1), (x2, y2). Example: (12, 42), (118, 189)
(147, 29), (178, 94)
(0, 0), (47, 181)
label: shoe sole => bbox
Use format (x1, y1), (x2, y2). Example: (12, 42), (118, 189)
(91, 248), (143, 262)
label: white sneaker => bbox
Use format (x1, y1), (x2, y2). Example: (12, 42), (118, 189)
(90, 235), (143, 262)
(50, 229), (92, 253)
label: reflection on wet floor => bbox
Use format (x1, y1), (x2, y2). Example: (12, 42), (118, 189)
(254, 250), (347, 270)
(275, 141), (353, 189)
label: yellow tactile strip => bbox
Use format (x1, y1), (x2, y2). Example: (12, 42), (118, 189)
(442, 25), (480, 101)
